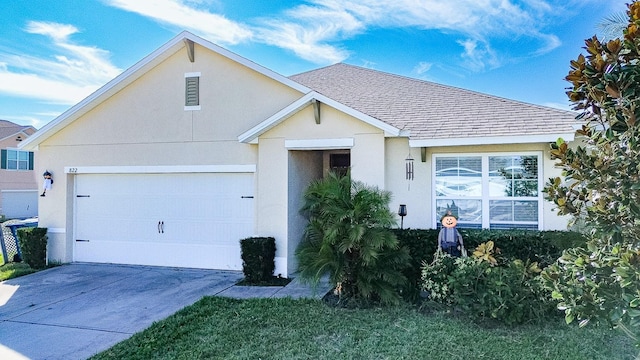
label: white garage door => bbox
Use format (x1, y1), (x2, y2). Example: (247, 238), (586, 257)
(74, 173), (255, 270)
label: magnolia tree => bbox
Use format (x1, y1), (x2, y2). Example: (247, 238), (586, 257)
(542, 2), (640, 344)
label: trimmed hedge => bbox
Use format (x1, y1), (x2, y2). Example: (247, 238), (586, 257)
(393, 228), (587, 301)
(240, 237), (276, 283)
(17, 227), (48, 269)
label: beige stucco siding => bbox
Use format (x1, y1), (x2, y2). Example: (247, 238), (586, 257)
(256, 104), (386, 275)
(385, 138), (429, 230)
(44, 44), (302, 147)
(35, 42), (304, 263)
(385, 139), (570, 231)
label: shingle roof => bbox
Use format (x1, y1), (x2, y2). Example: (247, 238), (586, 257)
(0, 120), (35, 141)
(289, 63), (577, 142)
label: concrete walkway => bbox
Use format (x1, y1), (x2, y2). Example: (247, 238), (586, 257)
(0, 263), (331, 360)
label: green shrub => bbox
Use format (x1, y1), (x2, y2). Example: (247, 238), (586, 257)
(448, 257), (555, 324)
(296, 172), (409, 305)
(17, 227), (47, 269)
(240, 237), (276, 283)
(420, 251), (456, 304)
(397, 228), (586, 301)
(542, 243), (640, 341)
(458, 229), (587, 268)
(421, 242), (557, 324)
(392, 229), (439, 301)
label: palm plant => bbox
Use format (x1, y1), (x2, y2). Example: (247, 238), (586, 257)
(597, 11), (628, 41)
(296, 172), (409, 305)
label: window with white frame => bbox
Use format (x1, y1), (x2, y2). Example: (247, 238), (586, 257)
(433, 152), (542, 230)
(1, 149), (34, 171)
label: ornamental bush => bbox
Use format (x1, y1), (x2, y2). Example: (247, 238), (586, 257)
(296, 172), (409, 306)
(397, 228), (585, 302)
(420, 251), (457, 304)
(542, 1), (640, 345)
(421, 242), (557, 324)
(448, 257), (555, 325)
(17, 227), (47, 269)
(240, 237), (276, 283)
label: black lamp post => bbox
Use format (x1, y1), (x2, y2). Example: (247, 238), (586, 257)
(398, 204), (407, 229)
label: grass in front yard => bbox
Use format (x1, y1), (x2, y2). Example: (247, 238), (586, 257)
(91, 297), (636, 360)
(0, 262), (36, 281)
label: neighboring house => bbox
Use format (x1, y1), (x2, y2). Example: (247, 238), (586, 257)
(0, 120), (38, 218)
(19, 32), (577, 276)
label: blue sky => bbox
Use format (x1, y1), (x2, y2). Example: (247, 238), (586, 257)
(0, 0), (628, 129)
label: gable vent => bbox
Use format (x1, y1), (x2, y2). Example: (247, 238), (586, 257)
(185, 76), (199, 107)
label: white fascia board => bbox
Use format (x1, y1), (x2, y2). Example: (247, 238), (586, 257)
(20, 31), (311, 151)
(285, 138), (354, 150)
(64, 165), (256, 174)
(238, 91), (402, 143)
(238, 93), (316, 143)
(409, 132), (576, 148)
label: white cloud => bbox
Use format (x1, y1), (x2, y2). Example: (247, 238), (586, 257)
(457, 39), (500, 72)
(104, 0), (252, 45)
(24, 22), (78, 42)
(0, 67), (98, 104)
(532, 33), (562, 56)
(0, 21), (121, 106)
(253, 0), (564, 68)
(102, 0), (566, 69)
(256, 21), (351, 64)
(414, 62), (433, 75)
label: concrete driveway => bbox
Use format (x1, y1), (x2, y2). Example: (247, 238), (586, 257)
(0, 263), (244, 360)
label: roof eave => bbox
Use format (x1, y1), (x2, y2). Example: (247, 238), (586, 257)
(408, 132), (576, 148)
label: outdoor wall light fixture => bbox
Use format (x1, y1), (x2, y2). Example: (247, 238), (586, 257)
(398, 204), (407, 229)
(41, 170), (53, 197)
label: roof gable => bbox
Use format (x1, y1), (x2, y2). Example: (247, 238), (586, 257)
(238, 91), (402, 143)
(20, 31), (311, 151)
(0, 120), (36, 142)
(290, 63), (577, 144)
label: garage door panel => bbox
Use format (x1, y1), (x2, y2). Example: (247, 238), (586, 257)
(74, 173), (254, 270)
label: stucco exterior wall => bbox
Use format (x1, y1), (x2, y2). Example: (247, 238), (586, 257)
(256, 104), (385, 276)
(385, 138), (430, 230)
(385, 139), (570, 231)
(35, 42), (302, 263)
(287, 150), (323, 274)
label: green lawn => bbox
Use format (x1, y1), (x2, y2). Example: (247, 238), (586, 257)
(91, 297), (637, 360)
(0, 262), (35, 281)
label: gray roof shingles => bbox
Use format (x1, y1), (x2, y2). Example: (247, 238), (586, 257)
(289, 63), (577, 141)
(0, 120), (35, 141)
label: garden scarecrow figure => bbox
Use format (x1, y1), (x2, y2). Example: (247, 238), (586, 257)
(41, 170), (53, 197)
(437, 211), (465, 257)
